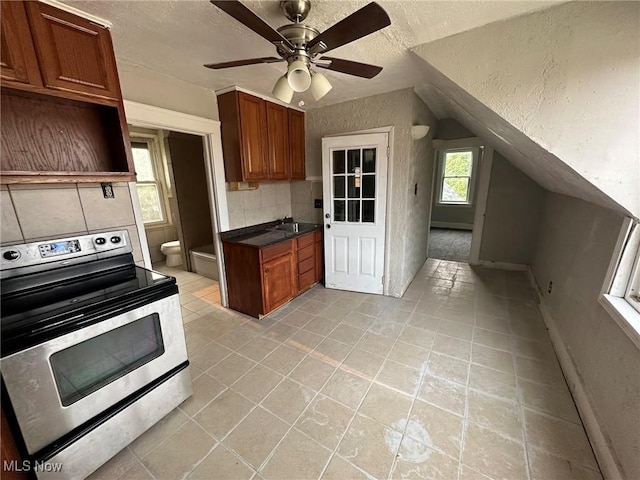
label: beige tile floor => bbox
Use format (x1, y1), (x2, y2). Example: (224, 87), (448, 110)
(90, 259), (602, 480)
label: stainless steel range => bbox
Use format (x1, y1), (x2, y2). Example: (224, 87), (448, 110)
(0, 230), (192, 479)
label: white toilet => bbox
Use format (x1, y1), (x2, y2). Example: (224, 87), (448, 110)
(160, 240), (182, 267)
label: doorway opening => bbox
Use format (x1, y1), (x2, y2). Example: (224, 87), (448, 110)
(124, 100), (230, 306)
(427, 141), (492, 265)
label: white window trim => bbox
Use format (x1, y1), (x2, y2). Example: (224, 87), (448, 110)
(599, 217), (640, 349)
(131, 135), (172, 228)
(434, 147), (479, 207)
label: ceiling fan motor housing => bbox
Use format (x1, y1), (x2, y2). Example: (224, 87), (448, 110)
(280, 0), (311, 23)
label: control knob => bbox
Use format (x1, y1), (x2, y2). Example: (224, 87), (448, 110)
(95, 237), (107, 245)
(110, 236), (122, 244)
(3, 250), (20, 261)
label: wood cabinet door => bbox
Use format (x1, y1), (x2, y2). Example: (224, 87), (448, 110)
(24, 2), (121, 100)
(266, 102), (290, 180)
(289, 109), (305, 180)
(262, 253), (295, 313)
(0, 1), (42, 87)
(238, 92), (269, 181)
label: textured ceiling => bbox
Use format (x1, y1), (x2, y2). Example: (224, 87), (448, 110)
(64, 0), (561, 109)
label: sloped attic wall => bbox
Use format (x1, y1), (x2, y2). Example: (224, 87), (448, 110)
(412, 1), (640, 218)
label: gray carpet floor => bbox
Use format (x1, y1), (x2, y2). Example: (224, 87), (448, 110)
(427, 228), (472, 262)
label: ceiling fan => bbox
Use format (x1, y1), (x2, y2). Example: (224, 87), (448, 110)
(205, 0), (391, 103)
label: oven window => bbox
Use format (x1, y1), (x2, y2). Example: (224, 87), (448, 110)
(50, 314), (165, 406)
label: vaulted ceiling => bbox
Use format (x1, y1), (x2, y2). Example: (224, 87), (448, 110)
(64, 0), (561, 108)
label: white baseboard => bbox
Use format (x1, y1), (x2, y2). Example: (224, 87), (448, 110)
(526, 267), (623, 480)
(430, 221), (473, 230)
(477, 260), (528, 271)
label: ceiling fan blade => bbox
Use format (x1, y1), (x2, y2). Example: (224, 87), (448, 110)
(204, 57), (284, 69)
(316, 57), (383, 79)
(307, 2), (390, 54)
(210, 0), (294, 50)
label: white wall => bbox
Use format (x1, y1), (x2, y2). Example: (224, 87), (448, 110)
(413, 1), (640, 217)
(305, 88), (438, 296)
(118, 60), (219, 121)
(531, 192), (639, 479)
(479, 152), (544, 265)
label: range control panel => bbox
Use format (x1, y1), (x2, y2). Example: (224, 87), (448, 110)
(0, 230), (132, 275)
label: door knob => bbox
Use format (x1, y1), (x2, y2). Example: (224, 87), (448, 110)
(325, 213), (330, 219)
(326, 224), (331, 229)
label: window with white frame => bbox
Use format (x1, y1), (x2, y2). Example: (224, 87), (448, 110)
(437, 149), (477, 205)
(617, 222), (640, 314)
(131, 139), (170, 226)
(601, 220), (640, 347)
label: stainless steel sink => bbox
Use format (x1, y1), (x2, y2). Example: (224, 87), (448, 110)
(269, 222), (317, 233)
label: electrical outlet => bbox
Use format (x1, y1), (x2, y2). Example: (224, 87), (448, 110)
(548, 281), (553, 294)
(314, 198), (323, 208)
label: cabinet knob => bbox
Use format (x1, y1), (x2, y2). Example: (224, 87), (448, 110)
(265, 268), (270, 274)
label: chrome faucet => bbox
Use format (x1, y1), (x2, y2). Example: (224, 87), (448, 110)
(279, 214), (291, 224)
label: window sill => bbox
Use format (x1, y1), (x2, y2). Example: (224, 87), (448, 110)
(435, 202), (474, 208)
(599, 294), (640, 349)
(144, 222), (172, 230)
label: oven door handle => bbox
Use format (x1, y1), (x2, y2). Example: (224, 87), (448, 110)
(31, 314), (85, 334)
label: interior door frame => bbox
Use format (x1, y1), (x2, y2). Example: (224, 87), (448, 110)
(123, 100), (231, 306)
(431, 137), (493, 265)
(324, 126), (394, 295)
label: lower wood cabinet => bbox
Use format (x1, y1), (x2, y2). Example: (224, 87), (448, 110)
(223, 230), (323, 318)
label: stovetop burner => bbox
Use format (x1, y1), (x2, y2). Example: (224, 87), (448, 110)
(0, 230), (177, 356)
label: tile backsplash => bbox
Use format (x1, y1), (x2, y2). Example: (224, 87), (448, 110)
(291, 180), (323, 224)
(1, 183), (144, 264)
(225, 182), (293, 230)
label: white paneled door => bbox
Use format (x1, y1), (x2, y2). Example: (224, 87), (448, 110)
(322, 133), (388, 294)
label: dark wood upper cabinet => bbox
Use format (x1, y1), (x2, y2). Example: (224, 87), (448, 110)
(266, 102), (290, 180)
(289, 109), (305, 180)
(0, 1), (134, 184)
(0, 1), (42, 87)
(218, 90), (305, 182)
(238, 92), (269, 180)
(24, 1), (121, 101)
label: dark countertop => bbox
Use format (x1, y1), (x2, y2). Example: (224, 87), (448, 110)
(221, 221), (322, 248)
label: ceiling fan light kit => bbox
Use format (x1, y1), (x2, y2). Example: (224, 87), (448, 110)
(310, 71), (332, 101)
(272, 75), (294, 103)
(207, 0), (391, 104)
(287, 59), (312, 92)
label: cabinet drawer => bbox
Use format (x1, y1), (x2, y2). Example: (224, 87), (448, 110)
(298, 256), (314, 275)
(296, 233), (315, 249)
(261, 240), (292, 263)
(298, 269), (315, 292)
(297, 244), (314, 262)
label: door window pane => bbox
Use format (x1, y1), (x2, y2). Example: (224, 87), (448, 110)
(136, 184), (164, 223)
(334, 200), (345, 222)
(333, 150), (346, 174)
(362, 176), (375, 198)
(50, 314), (164, 406)
(334, 176), (345, 198)
(363, 148), (376, 173)
(362, 200), (375, 223)
(348, 200), (360, 222)
(347, 150), (361, 173)
(347, 176), (360, 198)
